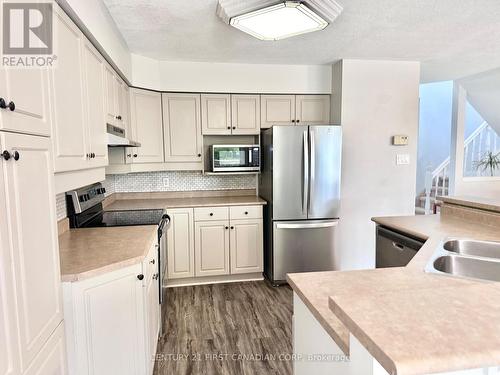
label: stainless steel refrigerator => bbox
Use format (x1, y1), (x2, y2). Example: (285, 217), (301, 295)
(259, 125), (342, 285)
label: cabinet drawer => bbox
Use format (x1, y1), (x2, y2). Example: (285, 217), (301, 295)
(194, 207), (229, 222)
(230, 205), (262, 220)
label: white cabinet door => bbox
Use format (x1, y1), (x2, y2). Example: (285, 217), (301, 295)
(0, 67), (51, 137)
(23, 323), (67, 375)
(163, 93), (203, 163)
(130, 88), (164, 163)
(114, 76), (125, 129)
(167, 208), (195, 279)
(260, 95), (296, 128)
(230, 219), (263, 274)
(82, 39), (107, 168)
(201, 94), (231, 135)
(0, 133), (62, 372)
(0, 156), (19, 375)
(145, 267), (160, 374)
(231, 95), (260, 135)
(195, 221), (230, 277)
(295, 95), (331, 125)
(50, 6), (87, 172)
(104, 65), (118, 126)
(67, 266), (145, 375)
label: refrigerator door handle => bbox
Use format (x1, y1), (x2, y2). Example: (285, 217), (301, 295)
(302, 130), (309, 215)
(309, 129), (316, 214)
(276, 221), (338, 229)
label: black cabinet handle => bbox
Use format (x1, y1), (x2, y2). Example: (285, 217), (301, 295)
(13, 151), (19, 161)
(230, 226), (234, 230)
(225, 226), (229, 230)
(0, 98), (6, 109)
(2, 150), (11, 160)
(197, 153), (201, 157)
(116, 115), (122, 120)
(133, 154), (138, 158)
(291, 119), (296, 123)
(227, 126), (231, 130)
(296, 119), (300, 123)
(244, 211), (248, 215)
(91, 153), (96, 158)
(209, 213), (214, 216)
(137, 274), (144, 280)
(150, 259), (155, 265)
(232, 126), (236, 130)
(7, 101), (15, 111)
(127, 154), (132, 157)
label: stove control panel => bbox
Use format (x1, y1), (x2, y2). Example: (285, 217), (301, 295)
(66, 183), (106, 214)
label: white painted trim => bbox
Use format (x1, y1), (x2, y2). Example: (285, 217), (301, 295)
(462, 176), (500, 182)
(165, 272), (263, 288)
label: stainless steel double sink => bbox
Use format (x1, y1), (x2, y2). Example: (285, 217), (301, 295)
(425, 239), (500, 282)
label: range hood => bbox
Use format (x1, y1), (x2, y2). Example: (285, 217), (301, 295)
(107, 124), (141, 147)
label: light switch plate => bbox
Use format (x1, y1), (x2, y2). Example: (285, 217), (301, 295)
(393, 135), (409, 146)
(396, 154), (410, 165)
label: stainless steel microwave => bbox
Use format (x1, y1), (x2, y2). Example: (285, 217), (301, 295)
(209, 145), (260, 172)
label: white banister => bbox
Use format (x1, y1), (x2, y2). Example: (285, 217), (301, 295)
(422, 121), (494, 213)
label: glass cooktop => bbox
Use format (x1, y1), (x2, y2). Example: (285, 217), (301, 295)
(81, 209), (165, 227)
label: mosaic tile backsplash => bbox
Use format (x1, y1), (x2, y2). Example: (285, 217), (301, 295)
(55, 172), (256, 220)
(108, 171), (256, 193)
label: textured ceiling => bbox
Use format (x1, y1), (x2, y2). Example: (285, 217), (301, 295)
(102, 0), (500, 82)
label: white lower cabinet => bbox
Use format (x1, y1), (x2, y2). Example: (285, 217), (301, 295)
(195, 220), (230, 277)
(230, 219), (263, 274)
(168, 205), (263, 282)
(63, 243), (159, 375)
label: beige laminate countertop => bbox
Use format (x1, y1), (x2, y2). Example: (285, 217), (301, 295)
(59, 225), (158, 282)
(287, 213), (500, 375)
(105, 195), (267, 211)
(440, 195), (500, 214)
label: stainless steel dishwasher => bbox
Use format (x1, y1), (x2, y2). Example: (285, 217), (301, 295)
(376, 226), (425, 268)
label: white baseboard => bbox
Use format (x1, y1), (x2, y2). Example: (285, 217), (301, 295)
(165, 272), (263, 288)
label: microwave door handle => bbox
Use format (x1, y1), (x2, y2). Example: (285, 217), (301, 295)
(249, 149), (252, 164)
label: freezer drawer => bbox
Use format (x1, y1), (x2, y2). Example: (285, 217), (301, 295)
(376, 226), (424, 268)
(272, 220), (338, 283)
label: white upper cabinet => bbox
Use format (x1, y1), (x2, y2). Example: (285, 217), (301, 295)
(0, 67), (51, 137)
(0, 132), (63, 372)
(50, 6), (87, 172)
(261, 94), (331, 128)
(82, 40), (107, 168)
(104, 65), (118, 126)
(231, 94), (261, 135)
(163, 93), (203, 163)
(130, 88), (164, 163)
(295, 95), (331, 125)
(260, 95), (296, 128)
(201, 94), (231, 135)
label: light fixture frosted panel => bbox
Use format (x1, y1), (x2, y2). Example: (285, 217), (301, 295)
(230, 2), (328, 41)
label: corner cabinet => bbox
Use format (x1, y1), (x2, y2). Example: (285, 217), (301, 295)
(0, 132), (65, 374)
(163, 93), (203, 164)
(129, 88), (164, 163)
(63, 242), (160, 375)
(261, 94), (331, 128)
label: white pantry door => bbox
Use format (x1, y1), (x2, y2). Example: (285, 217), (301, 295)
(0, 132), (63, 372)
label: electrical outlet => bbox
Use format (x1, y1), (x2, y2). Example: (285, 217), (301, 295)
(396, 154), (410, 165)
(162, 177), (169, 188)
(392, 135), (409, 146)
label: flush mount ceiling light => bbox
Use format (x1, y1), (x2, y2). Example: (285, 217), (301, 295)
(217, 0), (343, 41)
(225, 1), (339, 41)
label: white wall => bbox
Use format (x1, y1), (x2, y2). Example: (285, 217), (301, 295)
(333, 59), (420, 270)
(132, 55), (332, 93)
(56, 0), (132, 80)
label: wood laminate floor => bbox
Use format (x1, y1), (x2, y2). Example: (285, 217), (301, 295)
(154, 281), (293, 375)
